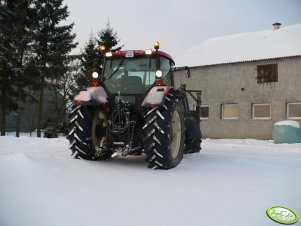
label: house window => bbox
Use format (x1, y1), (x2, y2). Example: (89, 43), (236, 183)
(257, 64), (278, 83)
(252, 104), (271, 119)
(222, 104), (238, 119)
(287, 102), (301, 119)
(200, 105), (209, 119)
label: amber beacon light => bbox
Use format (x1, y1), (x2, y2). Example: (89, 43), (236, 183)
(99, 45), (106, 52)
(154, 41), (160, 50)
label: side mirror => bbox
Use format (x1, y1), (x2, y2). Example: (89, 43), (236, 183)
(184, 66), (190, 78)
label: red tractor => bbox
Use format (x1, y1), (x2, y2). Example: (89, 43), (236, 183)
(68, 42), (202, 169)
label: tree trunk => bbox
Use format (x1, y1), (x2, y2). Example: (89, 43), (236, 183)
(53, 121), (58, 138)
(16, 52), (24, 137)
(0, 108), (5, 136)
(37, 79), (44, 137)
(0, 86), (7, 136)
(53, 86), (66, 138)
(16, 85), (22, 137)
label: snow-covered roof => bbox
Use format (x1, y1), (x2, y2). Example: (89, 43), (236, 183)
(177, 24), (301, 67)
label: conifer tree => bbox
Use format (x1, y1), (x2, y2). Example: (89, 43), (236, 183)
(0, 1), (17, 135)
(97, 22), (123, 53)
(76, 23), (123, 92)
(32, 0), (77, 137)
(76, 33), (100, 91)
(95, 22), (124, 74)
(0, 0), (35, 136)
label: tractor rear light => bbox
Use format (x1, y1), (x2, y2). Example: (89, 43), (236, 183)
(155, 70), (163, 86)
(155, 79), (163, 86)
(90, 79), (99, 87)
(90, 71), (100, 87)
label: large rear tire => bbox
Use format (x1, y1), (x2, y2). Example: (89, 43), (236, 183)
(67, 105), (111, 160)
(143, 89), (185, 169)
(68, 105), (93, 159)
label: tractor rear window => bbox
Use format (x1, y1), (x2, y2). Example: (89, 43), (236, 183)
(103, 57), (171, 94)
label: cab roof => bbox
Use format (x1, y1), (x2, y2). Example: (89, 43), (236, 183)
(111, 50), (175, 64)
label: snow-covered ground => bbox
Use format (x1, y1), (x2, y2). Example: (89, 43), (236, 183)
(0, 136), (300, 226)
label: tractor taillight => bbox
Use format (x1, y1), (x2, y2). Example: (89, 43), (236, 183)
(90, 79), (99, 87)
(155, 79), (163, 86)
(155, 70), (163, 86)
(90, 71), (99, 87)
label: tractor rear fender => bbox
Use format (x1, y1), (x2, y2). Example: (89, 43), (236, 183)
(74, 86), (108, 105)
(141, 86), (171, 107)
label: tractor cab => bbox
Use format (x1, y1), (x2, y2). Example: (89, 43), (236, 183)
(91, 42), (175, 102)
(102, 50), (174, 94)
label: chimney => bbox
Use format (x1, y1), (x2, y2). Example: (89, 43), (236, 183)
(272, 22), (281, 30)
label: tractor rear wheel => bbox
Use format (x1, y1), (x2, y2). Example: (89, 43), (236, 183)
(144, 89), (185, 169)
(68, 105), (93, 159)
(67, 105), (111, 160)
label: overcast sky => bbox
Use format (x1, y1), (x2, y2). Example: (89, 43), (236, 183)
(64, 0), (301, 64)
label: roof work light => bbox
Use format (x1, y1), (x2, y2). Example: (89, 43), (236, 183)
(105, 52), (113, 57)
(155, 70), (163, 78)
(144, 49), (152, 55)
(92, 72), (99, 79)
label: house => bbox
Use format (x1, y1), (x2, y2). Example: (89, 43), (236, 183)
(174, 23), (301, 139)
(2, 85), (64, 133)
